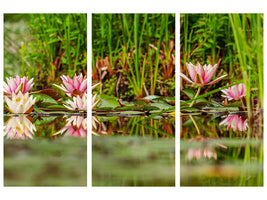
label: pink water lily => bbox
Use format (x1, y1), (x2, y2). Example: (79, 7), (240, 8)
(221, 83), (246, 101)
(54, 73), (87, 97)
(219, 115), (248, 132)
(180, 62), (227, 86)
(4, 76), (34, 97)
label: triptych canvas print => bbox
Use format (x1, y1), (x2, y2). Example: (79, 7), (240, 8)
(3, 13), (263, 187)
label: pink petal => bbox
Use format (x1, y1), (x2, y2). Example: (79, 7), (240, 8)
(195, 62), (205, 80)
(186, 62), (197, 82)
(63, 82), (75, 92)
(73, 77), (79, 89)
(180, 73), (195, 84)
(207, 74), (228, 85)
(204, 64), (218, 84)
(79, 80), (87, 92)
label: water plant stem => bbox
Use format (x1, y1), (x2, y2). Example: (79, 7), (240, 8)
(189, 86), (201, 107)
(189, 115), (200, 135)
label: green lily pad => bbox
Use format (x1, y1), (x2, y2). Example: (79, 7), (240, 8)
(98, 98), (120, 108)
(32, 93), (58, 104)
(115, 106), (144, 111)
(150, 102), (173, 110)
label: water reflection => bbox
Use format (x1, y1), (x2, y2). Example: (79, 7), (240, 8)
(180, 113), (263, 186)
(4, 114), (87, 139)
(4, 116), (36, 139)
(92, 116), (175, 137)
(55, 116), (87, 137)
(186, 137), (217, 161)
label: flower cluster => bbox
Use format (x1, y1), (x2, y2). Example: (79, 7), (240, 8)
(4, 76), (36, 114)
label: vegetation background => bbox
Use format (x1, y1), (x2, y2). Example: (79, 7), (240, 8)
(92, 14), (175, 100)
(4, 13), (87, 91)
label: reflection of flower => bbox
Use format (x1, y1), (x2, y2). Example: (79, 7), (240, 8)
(54, 116), (87, 137)
(186, 148), (217, 161)
(180, 62), (227, 86)
(5, 91), (36, 114)
(4, 116), (36, 139)
(54, 73), (87, 97)
(219, 114), (248, 132)
(64, 93), (87, 111)
(221, 83), (246, 101)
(4, 76), (34, 98)
(186, 136), (217, 161)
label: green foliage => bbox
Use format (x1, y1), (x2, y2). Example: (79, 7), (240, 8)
(180, 14), (263, 113)
(92, 14), (175, 98)
(4, 14), (87, 91)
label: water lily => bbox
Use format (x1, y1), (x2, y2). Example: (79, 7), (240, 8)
(5, 91), (36, 114)
(4, 116), (36, 139)
(54, 116), (87, 137)
(221, 83), (246, 101)
(54, 73), (87, 97)
(180, 62), (227, 86)
(4, 75), (34, 97)
(219, 114), (248, 132)
(186, 148), (217, 161)
(64, 93), (87, 111)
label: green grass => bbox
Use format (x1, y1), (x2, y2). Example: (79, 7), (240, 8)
(92, 14), (175, 99)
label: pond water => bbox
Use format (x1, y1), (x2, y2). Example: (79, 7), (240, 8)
(92, 115), (175, 186)
(180, 113), (263, 186)
(4, 114), (87, 186)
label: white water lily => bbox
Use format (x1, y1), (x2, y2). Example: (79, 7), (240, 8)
(4, 116), (36, 139)
(64, 93), (87, 111)
(5, 91), (36, 114)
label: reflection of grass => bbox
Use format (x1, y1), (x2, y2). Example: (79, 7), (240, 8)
(180, 138), (263, 186)
(92, 136), (175, 186)
(4, 137), (87, 186)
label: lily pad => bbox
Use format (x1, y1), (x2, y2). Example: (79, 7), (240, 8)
(150, 102), (173, 110)
(32, 93), (58, 104)
(98, 98), (120, 108)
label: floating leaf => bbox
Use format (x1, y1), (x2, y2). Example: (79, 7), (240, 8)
(135, 100), (149, 106)
(31, 89), (61, 100)
(150, 102), (173, 110)
(115, 106), (144, 111)
(98, 94), (117, 101)
(98, 98), (120, 108)
(32, 93), (58, 104)
(143, 95), (160, 101)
